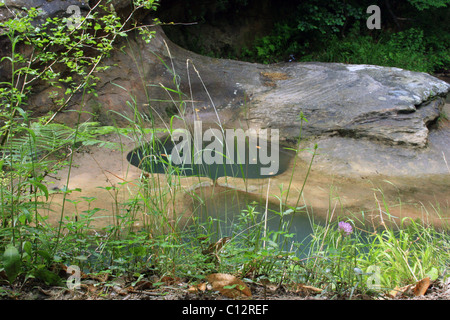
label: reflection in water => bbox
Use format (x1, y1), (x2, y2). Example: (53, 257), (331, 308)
(127, 135), (294, 180)
(127, 135), (334, 256)
(192, 187), (324, 256)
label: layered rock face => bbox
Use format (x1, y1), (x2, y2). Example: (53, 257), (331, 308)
(248, 63), (449, 148)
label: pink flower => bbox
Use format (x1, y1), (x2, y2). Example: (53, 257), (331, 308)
(338, 221), (353, 236)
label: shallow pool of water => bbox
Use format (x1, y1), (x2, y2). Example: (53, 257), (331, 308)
(127, 135), (294, 180)
(191, 187), (324, 254)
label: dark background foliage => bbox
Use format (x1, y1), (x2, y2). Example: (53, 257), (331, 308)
(156, 0), (450, 73)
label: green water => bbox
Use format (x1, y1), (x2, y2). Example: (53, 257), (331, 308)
(127, 135), (294, 180)
(127, 135), (321, 254)
(193, 188), (323, 255)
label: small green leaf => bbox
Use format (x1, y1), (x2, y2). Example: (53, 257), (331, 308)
(37, 250), (52, 263)
(3, 244), (21, 283)
(29, 178), (49, 200)
(34, 267), (63, 286)
(22, 241), (32, 257)
(426, 267), (439, 281)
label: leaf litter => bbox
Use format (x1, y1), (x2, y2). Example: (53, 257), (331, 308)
(1, 271), (449, 300)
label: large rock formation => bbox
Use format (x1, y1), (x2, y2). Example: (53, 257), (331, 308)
(53, 23), (450, 148)
(34, 25), (450, 174)
(248, 63), (448, 148)
(69, 23), (449, 178)
(1, 2), (449, 178)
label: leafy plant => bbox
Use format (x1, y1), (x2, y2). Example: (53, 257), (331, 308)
(2, 244), (21, 283)
(240, 0), (367, 64)
(0, 0), (160, 284)
(407, 0), (450, 10)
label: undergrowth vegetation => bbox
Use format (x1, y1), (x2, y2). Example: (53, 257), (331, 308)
(174, 0), (450, 73)
(0, 0), (449, 300)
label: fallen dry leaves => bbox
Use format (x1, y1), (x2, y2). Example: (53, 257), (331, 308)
(133, 280), (153, 290)
(187, 282), (208, 293)
(160, 276), (181, 285)
(388, 277), (432, 298)
(292, 283), (323, 295)
(413, 277), (431, 296)
(206, 273), (252, 299)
